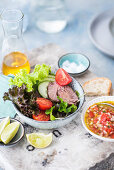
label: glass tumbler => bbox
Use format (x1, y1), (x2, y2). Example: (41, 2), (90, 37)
(1, 9), (30, 76)
(35, 0), (68, 33)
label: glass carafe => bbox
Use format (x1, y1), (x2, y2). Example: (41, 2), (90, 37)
(1, 9), (30, 76)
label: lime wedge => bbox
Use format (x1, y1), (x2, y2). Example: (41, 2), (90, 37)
(0, 117), (10, 141)
(26, 133), (53, 148)
(1, 122), (20, 144)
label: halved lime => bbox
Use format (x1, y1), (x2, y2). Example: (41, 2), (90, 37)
(1, 122), (20, 144)
(26, 133), (53, 148)
(0, 117), (10, 141)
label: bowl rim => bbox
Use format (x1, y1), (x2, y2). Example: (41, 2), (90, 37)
(13, 77), (85, 124)
(58, 53), (90, 75)
(81, 96), (114, 142)
(0, 118), (24, 146)
(109, 16), (114, 37)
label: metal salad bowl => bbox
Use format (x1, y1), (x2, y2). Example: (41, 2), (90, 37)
(13, 77), (85, 129)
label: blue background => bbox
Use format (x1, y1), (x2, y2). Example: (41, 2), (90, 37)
(0, 0), (114, 86)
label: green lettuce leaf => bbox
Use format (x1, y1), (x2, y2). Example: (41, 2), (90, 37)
(75, 90), (80, 98)
(66, 104), (77, 113)
(45, 106), (55, 121)
(57, 97), (68, 112)
(57, 96), (77, 113)
(9, 64), (51, 92)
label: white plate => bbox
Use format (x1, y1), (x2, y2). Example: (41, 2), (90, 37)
(89, 9), (114, 57)
(81, 96), (114, 142)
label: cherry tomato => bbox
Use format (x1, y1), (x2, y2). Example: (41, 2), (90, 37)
(32, 111), (50, 121)
(55, 68), (72, 86)
(36, 98), (53, 110)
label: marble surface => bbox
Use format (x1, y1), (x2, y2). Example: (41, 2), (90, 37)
(0, 0), (114, 169)
(0, 44), (113, 170)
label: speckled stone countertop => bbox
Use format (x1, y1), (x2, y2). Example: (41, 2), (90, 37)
(0, 44), (113, 170)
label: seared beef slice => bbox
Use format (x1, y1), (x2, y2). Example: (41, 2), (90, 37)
(48, 81), (78, 105)
(48, 82), (59, 102)
(58, 86), (78, 105)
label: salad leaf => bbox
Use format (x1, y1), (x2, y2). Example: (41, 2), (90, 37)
(57, 97), (68, 112)
(9, 69), (33, 92)
(3, 84), (39, 118)
(66, 104), (77, 113)
(75, 90), (80, 98)
(57, 96), (77, 114)
(30, 64), (51, 83)
(45, 106), (55, 121)
(50, 113), (55, 121)
(9, 64), (51, 92)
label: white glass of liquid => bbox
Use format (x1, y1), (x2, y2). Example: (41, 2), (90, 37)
(36, 0), (67, 33)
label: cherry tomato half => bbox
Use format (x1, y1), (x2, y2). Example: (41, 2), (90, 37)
(55, 68), (72, 86)
(32, 110), (50, 121)
(36, 98), (53, 110)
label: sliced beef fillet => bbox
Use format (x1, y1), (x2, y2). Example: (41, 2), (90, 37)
(57, 85), (78, 105)
(48, 81), (78, 105)
(47, 81), (59, 102)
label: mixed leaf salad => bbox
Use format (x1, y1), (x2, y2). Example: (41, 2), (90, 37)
(3, 64), (79, 121)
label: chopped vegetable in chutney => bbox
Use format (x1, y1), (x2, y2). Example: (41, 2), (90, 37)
(85, 101), (114, 139)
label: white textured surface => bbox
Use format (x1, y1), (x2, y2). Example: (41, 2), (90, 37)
(0, 44), (113, 170)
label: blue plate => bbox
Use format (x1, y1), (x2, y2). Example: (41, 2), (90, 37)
(58, 53), (90, 76)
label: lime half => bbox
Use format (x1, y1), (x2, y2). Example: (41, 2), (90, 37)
(1, 122), (20, 144)
(0, 117), (10, 141)
(26, 133), (53, 149)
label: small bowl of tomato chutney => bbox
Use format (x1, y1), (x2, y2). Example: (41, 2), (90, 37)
(81, 96), (114, 142)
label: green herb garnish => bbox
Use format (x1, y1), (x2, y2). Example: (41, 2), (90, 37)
(75, 90), (80, 98)
(103, 111), (106, 113)
(66, 104), (77, 113)
(57, 96), (77, 113)
(45, 97), (77, 121)
(57, 97), (68, 112)
(45, 106), (56, 121)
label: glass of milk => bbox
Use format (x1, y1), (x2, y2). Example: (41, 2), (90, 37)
(35, 0), (68, 33)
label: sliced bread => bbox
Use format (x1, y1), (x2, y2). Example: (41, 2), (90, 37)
(83, 77), (112, 96)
